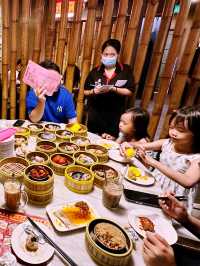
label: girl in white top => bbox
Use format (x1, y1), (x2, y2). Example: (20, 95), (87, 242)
(123, 106), (200, 200)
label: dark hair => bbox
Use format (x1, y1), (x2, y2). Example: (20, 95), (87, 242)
(169, 105), (200, 153)
(39, 60), (60, 74)
(17, 59), (22, 65)
(101, 39), (121, 54)
(125, 107), (149, 140)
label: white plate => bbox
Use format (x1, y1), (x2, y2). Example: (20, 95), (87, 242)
(108, 149), (130, 163)
(125, 167), (155, 186)
(11, 221), (54, 264)
(46, 200), (99, 232)
(96, 139), (119, 150)
(128, 209), (177, 245)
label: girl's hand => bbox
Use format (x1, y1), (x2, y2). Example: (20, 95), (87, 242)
(101, 133), (115, 140)
(143, 232), (176, 266)
(35, 87), (47, 102)
(159, 192), (188, 223)
(137, 150), (156, 167)
(120, 142), (133, 156)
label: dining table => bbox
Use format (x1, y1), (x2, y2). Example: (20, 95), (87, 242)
(0, 119), (200, 266)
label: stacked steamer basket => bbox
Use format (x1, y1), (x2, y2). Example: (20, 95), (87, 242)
(24, 164), (54, 205)
(71, 136), (90, 151)
(86, 144), (108, 163)
(66, 122), (88, 137)
(50, 153), (74, 175)
(28, 123), (44, 136)
(0, 136), (15, 159)
(55, 129), (73, 142)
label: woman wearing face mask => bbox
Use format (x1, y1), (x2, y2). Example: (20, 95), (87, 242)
(84, 39), (134, 137)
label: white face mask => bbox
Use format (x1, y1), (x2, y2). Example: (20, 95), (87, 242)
(101, 56), (117, 66)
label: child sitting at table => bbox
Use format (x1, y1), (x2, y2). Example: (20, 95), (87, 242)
(102, 107), (150, 144)
(129, 105), (200, 199)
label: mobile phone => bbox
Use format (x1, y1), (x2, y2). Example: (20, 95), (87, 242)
(13, 119), (25, 127)
(123, 188), (160, 208)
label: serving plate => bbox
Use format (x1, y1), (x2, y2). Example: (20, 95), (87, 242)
(96, 139), (119, 150)
(125, 166), (155, 186)
(108, 149), (130, 163)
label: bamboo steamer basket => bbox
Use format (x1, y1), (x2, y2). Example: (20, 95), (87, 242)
(0, 156), (29, 182)
(44, 123), (61, 132)
(24, 164), (54, 192)
(65, 165), (94, 194)
(86, 144), (108, 163)
(56, 129), (74, 142)
(50, 153), (74, 175)
(36, 141), (57, 154)
(15, 127), (30, 137)
(25, 187), (53, 206)
(15, 135), (28, 147)
(37, 132), (56, 142)
(73, 151), (98, 169)
(26, 151), (49, 165)
(28, 123), (44, 136)
(58, 141), (80, 155)
(70, 136), (91, 151)
(91, 164), (119, 188)
(85, 218), (133, 266)
(66, 123), (88, 137)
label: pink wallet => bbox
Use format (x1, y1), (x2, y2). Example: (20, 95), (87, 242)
(0, 128), (16, 142)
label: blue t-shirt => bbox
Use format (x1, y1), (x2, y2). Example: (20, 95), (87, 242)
(26, 85), (77, 123)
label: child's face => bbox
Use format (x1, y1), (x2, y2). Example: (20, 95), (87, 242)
(169, 118), (193, 146)
(119, 113), (134, 136)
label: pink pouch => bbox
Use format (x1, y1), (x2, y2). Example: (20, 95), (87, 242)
(0, 128), (16, 142)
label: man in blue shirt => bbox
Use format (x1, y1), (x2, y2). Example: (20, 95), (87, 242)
(26, 60), (77, 124)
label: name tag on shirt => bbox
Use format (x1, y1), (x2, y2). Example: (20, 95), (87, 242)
(115, 80), (127, 87)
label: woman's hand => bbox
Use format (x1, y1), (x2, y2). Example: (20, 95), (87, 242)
(94, 85), (110, 94)
(143, 232), (176, 266)
(159, 192), (188, 223)
(101, 133), (115, 140)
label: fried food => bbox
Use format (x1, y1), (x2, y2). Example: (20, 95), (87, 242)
(139, 216), (155, 232)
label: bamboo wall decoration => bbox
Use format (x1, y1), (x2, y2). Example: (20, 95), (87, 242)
(148, 0), (191, 138)
(45, 0), (56, 60)
(55, 0), (69, 71)
(141, 0), (176, 109)
(10, 0), (19, 119)
(76, 0), (98, 122)
(19, 0), (31, 119)
(32, 0), (45, 63)
(93, 0), (114, 67)
(133, 0), (159, 99)
(160, 2), (200, 138)
(1, 0), (10, 119)
(114, 0), (128, 44)
(65, 0), (83, 92)
(122, 0), (143, 64)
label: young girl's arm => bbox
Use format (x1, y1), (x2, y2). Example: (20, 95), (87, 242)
(121, 139), (166, 152)
(139, 153), (200, 188)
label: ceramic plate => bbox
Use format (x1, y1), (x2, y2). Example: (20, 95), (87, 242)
(128, 209), (177, 245)
(46, 200), (99, 232)
(96, 139), (119, 150)
(108, 149), (130, 163)
(125, 167), (155, 186)
(11, 221), (54, 264)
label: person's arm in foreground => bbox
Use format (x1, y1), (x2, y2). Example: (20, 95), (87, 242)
(29, 87), (46, 123)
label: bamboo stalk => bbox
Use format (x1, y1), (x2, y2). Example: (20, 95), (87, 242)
(55, 0), (69, 70)
(133, 0), (159, 97)
(10, 0), (19, 119)
(93, 0), (114, 67)
(76, 0), (98, 122)
(149, 0), (191, 138)
(114, 0), (128, 44)
(121, 0), (143, 64)
(32, 0), (44, 63)
(1, 0), (10, 119)
(19, 0), (31, 119)
(45, 0), (56, 60)
(65, 0), (83, 92)
(141, 0), (176, 109)
(160, 2), (200, 138)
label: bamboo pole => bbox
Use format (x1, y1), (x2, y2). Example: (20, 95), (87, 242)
(76, 0), (98, 122)
(55, 0), (69, 70)
(65, 0), (83, 92)
(141, 0), (176, 109)
(45, 0), (56, 60)
(149, 0), (191, 138)
(19, 0), (31, 119)
(10, 0), (19, 119)
(93, 0), (114, 67)
(114, 0), (129, 44)
(133, 0), (159, 99)
(32, 0), (44, 63)
(160, 2), (200, 138)
(121, 0), (143, 64)
(1, 0), (10, 119)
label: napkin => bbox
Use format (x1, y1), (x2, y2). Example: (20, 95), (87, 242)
(0, 128), (16, 142)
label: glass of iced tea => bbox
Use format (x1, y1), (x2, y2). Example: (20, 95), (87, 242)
(4, 178), (27, 210)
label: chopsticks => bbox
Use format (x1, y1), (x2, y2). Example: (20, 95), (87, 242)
(142, 195), (188, 201)
(27, 217), (78, 266)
